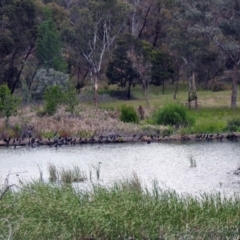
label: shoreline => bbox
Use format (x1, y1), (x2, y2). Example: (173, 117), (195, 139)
(0, 132), (239, 148)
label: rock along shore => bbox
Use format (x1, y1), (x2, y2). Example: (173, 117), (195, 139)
(0, 132), (239, 148)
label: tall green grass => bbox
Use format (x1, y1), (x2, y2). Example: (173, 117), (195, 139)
(149, 106), (240, 134)
(186, 107), (240, 133)
(1, 176), (240, 239)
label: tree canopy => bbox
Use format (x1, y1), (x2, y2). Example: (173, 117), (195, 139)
(0, 0), (239, 107)
(106, 36), (140, 100)
(36, 9), (67, 72)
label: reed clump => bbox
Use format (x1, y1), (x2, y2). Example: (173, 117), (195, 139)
(48, 163), (58, 182)
(48, 164), (87, 183)
(92, 163), (101, 180)
(189, 155), (197, 168)
(1, 176), (240, 239)
(60, 166), (87, 183)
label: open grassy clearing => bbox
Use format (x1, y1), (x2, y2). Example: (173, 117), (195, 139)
(98, 83), (237, 109)
(1, 175), (240, 239)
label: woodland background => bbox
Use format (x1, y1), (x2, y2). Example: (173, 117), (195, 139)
(1, 0), (240, 108)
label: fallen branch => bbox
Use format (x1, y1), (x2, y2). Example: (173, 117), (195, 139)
(0, 171), (35, 201)
(0, 184), (15, 201)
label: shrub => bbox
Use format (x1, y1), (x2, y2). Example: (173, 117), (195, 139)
(64, 87), (78, 115)
(153, 103), (195, 127)
(31, 68), (69, 100)
(208, 79), (227, 92)
(211, 82), (226, 92)
(43, 85), (64, 115)
(42, 85), (78, 116)
(120, 105), (139, 123)
(162, 127), (173, 137)
(0, 84), (20, 125)
(225, 118), (240, 132)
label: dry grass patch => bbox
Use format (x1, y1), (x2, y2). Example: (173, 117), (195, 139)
(0, 104), (144, 138)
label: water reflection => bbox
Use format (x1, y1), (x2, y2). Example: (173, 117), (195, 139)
(1, 142), (240, 196)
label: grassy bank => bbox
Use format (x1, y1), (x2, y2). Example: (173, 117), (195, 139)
(1, 85), (240, 139)
(1, 176), (240, 239)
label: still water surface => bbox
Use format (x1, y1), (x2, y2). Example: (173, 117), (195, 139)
(1, 142), (240, 196)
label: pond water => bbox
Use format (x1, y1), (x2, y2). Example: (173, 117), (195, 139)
(1, 141), (240, 197)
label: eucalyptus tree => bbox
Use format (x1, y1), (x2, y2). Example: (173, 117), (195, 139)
(151, 49), (174, 94)
(168, 3), (201, 108)
(106, 36), (140, 100)
(173, 0), (240, 108)
(184, 1), (225, 84)
(168, 0), (223, 108)
(123, 35), (152, 105)
(74, 0), (130, 107)
(0, 0), (37, 94)
(36, 9), (67, 72)
(213, 0), (240, 108)
(126, 0), (173, 47)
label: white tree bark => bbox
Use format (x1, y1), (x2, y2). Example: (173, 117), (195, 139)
(80, 2), (126, 107)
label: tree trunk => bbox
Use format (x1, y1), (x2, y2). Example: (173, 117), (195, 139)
(187, 74), (192, 109)
(162, 79), (165, 94)
(192, 72), (198, 109)
(231, 55), (239, 108)
(143, 80), (150, 109)
(10, 41), (35, 94)
(93, 76), (98, 108)
(127, 80), (132, 100)
(188, 89), (191, 109)
(138, 5), (151, 39)
(173, 60), (181, 99)
(90, 70), (99, 108)
(152, 6), (161, 47)
(187, 72), (198, 109)
(173, 75), (179, 99)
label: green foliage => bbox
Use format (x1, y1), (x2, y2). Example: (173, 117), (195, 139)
(40, 131), (57, 139)
(151, 50), (175, 87)
(43, 85), (64, 115)
(185, 107), (230, 134)
(153, 103), (195, 127)
(43, 84), (78, 116)
(31, 68), (69, 100)
(162, 127), (173, 137)
(190, 122), (225, 134)
(0, 84), (19, 124)
(64, 87), (78, 115)
(106, 36), (140, 100)
(36, 9), (66, 72)
(120, 105), (139, 123)
(225, 118), (240, 132)
(0, 0), (37, 93)
(0, 35), (14, 57)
